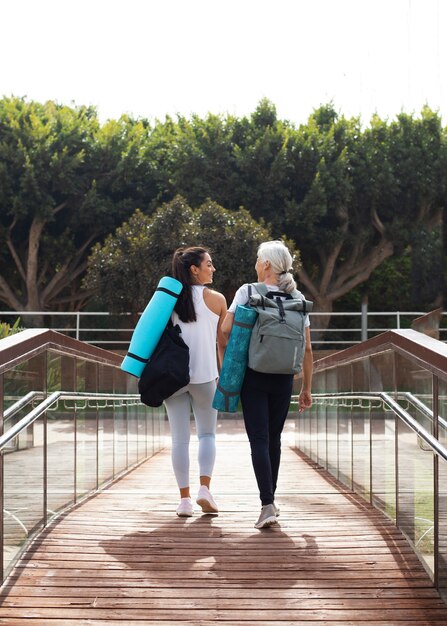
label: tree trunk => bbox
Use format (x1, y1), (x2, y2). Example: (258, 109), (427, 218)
(308, 297), (334, 344)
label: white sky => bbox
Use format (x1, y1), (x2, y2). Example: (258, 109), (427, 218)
(1, 0), (446, 126)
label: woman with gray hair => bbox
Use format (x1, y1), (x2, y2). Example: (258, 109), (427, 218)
(222, 240), (313, 528)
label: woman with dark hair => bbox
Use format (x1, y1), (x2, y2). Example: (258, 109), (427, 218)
(164, 246), (227, 517)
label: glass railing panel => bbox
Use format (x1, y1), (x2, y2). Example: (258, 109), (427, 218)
(352, 358), (370, 392)
(137, 403), (147, 462)
(371, 404), (396, 521)
(370, 350), (395, 392)
(127, 403), (139, 467)
(0, 334), (167, 586)
(98, 364), (115, 486)
(114, 403), (128, 476)
(309, 393), (318, 463)
(436, 378), (447, 601)
(47, 353), (75, 516)
(325, 368), (338, 478)
(395, 353), (433, 430)
(337, 363), (352, 488)
(316, 390), (327, 469)
(3, 415), (45, 578)
(352, 359), (371, 499)
(440, 378), (447, 440)
(75, 359), (98, 498)
(310, 371), (326, 468)
(438, 457), (447, 603)
(397, 417), (435, 578)
(3, 353), (46, 452)
(114, 369), (132, 475)
(297, 370), (319, 457)
(352, 401), (371, 499)
(337, 400), (351, 488)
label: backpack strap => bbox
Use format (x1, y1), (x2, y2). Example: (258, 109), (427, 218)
(246, 283), (252, 304)
(250, 282), (313, 313)
(251, 282), (268, 297)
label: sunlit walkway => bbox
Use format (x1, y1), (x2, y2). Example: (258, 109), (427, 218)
(0, 421), (446, 625)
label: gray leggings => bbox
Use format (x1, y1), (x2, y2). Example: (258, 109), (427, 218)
(164, 380), (217, 489)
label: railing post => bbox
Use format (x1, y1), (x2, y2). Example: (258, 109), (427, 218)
(76, 312), (80, 341)
(361, 296), (368, 342)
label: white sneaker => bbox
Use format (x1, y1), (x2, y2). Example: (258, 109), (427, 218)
(273, 503), (280, 517)
(176, 497), (194, 517)
(255, 504), (278, 529)
(196, 485), (218, 514)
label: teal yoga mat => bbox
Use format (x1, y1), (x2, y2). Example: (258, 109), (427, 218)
(213, 304), (258, 412)
(121, 276), (183, 377)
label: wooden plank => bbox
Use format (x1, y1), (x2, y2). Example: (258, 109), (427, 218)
(0, 436), (446, 624)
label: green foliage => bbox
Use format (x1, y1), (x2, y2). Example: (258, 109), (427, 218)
(0, 97), (153, 311)
(0, 317), (22, 339)
(84, 196), (275, 312)
(1, 95), (446, 319)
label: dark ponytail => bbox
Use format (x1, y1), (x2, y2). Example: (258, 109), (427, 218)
(172, 246), (208, 322)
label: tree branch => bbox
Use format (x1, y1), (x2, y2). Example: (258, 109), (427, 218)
(319, 240), (344, 294)
(0, 273), (23, 310)
(371, 207), (385, 235)
(51, 288), (96, 309)
(53, 201), (67, 215)
(41, 233), (98, 303)
(7, 217), (26, 282)
(296, 266), (320, 300)
(333, 240), (365, 290)
(328, 239), (394, 301)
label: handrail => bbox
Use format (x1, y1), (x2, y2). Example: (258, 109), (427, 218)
(0, 327), (165, 585)
(4, 390), (45, 421)
(399, 391), (447, 431)
(313, 328), (447, 377)
(0, 328), (123, 376)
(0, 392), (141, 451)
(296, 328), (447, 600)
(306, 391), (447, 463)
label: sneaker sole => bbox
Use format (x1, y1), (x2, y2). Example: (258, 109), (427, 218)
(255, 515), (278, 529)
(196, 498), (218, 514)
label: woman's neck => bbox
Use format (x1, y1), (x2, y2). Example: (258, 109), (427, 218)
(263, 270), (278, 285)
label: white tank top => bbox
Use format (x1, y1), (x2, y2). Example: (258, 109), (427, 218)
(172, 285), (219, 384)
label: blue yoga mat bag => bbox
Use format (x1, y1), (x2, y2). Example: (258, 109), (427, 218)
(213, 304), (258, 412)
(121, 276), (183, 377)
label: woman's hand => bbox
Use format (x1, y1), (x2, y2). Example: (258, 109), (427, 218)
(298, 389), (312, 412)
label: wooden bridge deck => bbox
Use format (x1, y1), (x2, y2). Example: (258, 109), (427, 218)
(0, 422), (446, 625)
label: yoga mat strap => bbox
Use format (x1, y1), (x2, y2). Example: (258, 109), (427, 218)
(156, 286), (181, 299)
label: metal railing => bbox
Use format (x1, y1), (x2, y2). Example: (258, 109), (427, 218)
(0, 329), (166, 584)
(293, 328), (447, 601)
(2, 309), (447, 349)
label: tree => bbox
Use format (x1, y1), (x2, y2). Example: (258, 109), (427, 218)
(192, 199), (279, 302)
(0, 97), (152, 315)
(84, 195), (276, 313)
(282, 105), (447, 330)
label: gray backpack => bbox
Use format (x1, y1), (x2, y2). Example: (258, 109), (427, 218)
(247, 283), (313, 375)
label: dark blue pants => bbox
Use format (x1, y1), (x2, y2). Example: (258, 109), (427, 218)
(240, 367), (294, 505)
